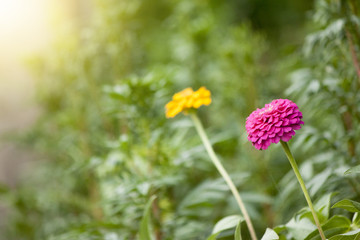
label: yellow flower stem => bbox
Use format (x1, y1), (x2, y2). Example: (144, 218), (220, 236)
(190, 113), (258, 240)
(280, 141), (326, 240)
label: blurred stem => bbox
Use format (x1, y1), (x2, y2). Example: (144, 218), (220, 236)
(341, 110), (356, 157)
(151, 197), (162, 240)
(345, 30), (360, 82)
(280, 141), (326, 240)
(89, 172), (103, 220)
(349, 0), (358, 15)
(190, 113), (258, 240)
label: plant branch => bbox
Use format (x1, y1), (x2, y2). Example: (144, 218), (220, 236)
(280, 141), (326, 240)
(345, 30), (360, 82)
(190, 113), (258, 240)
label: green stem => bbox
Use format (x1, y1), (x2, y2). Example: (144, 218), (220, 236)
(280, 141), (326, 240)
(190, 113), (257, 240)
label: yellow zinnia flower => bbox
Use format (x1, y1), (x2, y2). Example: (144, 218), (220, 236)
(165, 87), (212, 118)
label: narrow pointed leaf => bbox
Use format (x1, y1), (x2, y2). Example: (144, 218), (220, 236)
(261, 228), (279, 240)
(234, 220), (242, 240)
(332, 199), (360, 213)
(304, 216), (351, 240)
(345, 165), (360, 175)
(139, 195), (157, 240)
(211, 215), (243, 234)
(328, 229), (360, 240)
(207, 233), (220, 240)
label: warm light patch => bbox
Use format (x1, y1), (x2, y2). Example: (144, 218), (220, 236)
(0, 0), (53, 58)
(0, 0), (75, 132)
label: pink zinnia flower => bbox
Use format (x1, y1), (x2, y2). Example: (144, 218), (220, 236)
(245, 99), (304, 150)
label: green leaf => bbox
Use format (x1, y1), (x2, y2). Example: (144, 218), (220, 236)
(345, 165), (360, 175)
(206, 215), (243, 240)
(206, 233), (220, 240)
(298, 193), (334, 224)
(179, 178), (229, 211)
(261, 228), (279, 240)
(307, 168), (332, 196)
(328, 229), (360, 240)
(332, 199), (360, 213)
(211, 215), (243, 234)
(234, 220), (242, 240)
(314, 192), (334, 220)
(273, 225), (286, 234)
(139, 195), (156, 240)
(286, 217), (316, 240)
(304, 216), (351, 240)
(352, 213), (360, 227)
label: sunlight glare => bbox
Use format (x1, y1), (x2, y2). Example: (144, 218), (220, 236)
(0, 0), (51, 59)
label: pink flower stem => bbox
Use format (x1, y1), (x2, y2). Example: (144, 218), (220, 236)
(280, 141), (326, 240)
(190, 113), (257, 240)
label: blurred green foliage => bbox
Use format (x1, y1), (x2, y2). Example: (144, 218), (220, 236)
(1, 0), (360, 239)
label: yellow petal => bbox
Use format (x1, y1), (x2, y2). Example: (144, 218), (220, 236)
(173, 88), (193, 100)
(166, 106), (183, 118)
(185, 97), (194, 108)
(193, 100), (203, 108)
(203, 98), (211, 105)
(197, 87), (210, 97)
(165, 87), (211, 118)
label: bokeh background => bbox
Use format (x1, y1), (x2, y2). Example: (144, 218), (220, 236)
(1, 0), (359, 239)
(0, 0), (89, 185)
